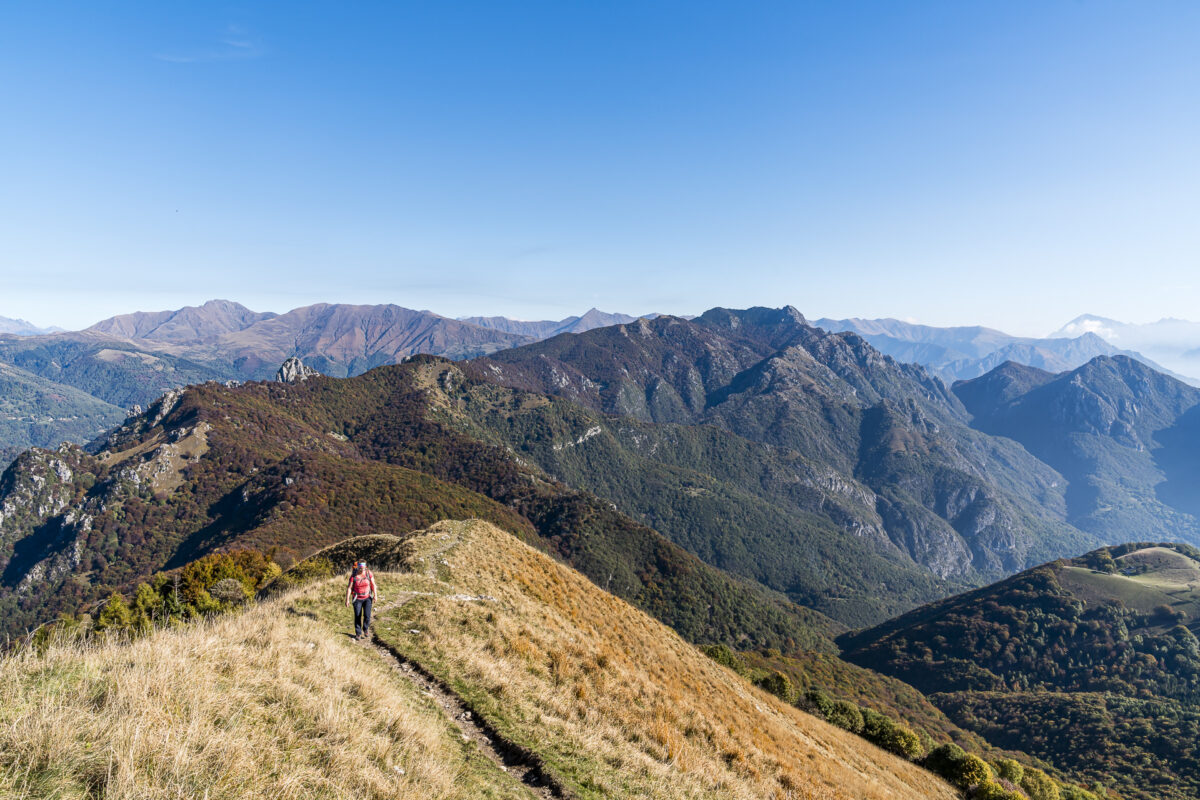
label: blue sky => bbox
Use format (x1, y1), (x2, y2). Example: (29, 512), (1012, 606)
(1, 1), (1199, 334)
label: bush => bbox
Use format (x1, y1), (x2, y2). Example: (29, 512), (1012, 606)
(702, 644), (748, 675)
(1059, 787), (1100, 800)
(802, 689), (833, 717)
(825, 699), (865, 734)
(861, 709), (923, 760)
(95, 593), (131, 633)
(798, 689), (864, 733)
(1020, 768), (1061, 800)
(210, 577), (250, 606)
(974, 779), (1026, 800)
(925, 743), (992, 789)
(993, 758), (1024, 784)
(925, 742), (968, 777)
(956, 754), (994, 789)
(754, 670), (795, 703)
(257, 561), (283, 589)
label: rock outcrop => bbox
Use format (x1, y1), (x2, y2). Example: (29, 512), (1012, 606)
(276, 357), (320, 384)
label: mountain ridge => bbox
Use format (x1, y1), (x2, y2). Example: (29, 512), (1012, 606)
(954, 354), (1200, 543)
(471, 308), (1098, 588)
(815, 316), (1190, 385)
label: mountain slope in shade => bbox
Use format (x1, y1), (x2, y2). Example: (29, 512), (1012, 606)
(954, 355), (1200, 543)
(85, 299), (276, 343)
(1052, 314), (1200, 382)
(0, 333), (230, 408)
(815, 316), (1185, 384)
(459, 307), (645, 338)
(0, 360), (126, 469)
(840, 542), (1200, 800)
(472, 307), (1097, 589)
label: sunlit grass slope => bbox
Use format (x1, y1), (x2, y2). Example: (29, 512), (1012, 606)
(0, 595), (529, 800)
(296, 520), (959, 800)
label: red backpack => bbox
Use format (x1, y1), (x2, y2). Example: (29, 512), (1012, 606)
(350, 569), (373, 599)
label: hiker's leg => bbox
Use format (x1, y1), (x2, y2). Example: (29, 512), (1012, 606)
(353, 599), (365, 636)
(362, 598), (373, 637)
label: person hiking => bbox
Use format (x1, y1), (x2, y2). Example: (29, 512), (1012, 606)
(345, 560), (377, 640)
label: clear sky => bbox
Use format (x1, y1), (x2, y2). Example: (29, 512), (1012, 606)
(2, 1), (1199, 335)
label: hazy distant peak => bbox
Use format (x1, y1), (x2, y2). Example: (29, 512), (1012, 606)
(458, 309), (644, 338)
(0, 316), (59, 336)
(1048, 314), (1125, 340)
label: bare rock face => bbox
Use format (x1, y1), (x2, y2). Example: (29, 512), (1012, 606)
(276, 357), (320, 384)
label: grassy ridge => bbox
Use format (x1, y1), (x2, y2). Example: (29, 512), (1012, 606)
(0, 594), (527, 800)
(297, 521), (960, 800)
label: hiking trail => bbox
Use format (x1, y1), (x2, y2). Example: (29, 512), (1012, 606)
(368, 595), (568, 800)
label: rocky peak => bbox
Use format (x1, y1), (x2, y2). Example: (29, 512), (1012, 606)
(276, 357), (320, 384)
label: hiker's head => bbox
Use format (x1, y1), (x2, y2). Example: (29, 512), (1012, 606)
(355, 560), (366, 573)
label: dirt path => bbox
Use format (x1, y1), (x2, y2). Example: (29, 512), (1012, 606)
(368, 601), (569, 799)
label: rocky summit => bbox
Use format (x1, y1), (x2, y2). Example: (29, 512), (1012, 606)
(275, 356), (320, 384)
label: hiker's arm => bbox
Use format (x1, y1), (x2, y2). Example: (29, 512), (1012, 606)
(371, 574), (378, 601)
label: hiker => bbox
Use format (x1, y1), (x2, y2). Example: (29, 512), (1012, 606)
(345, 560), (377, 640)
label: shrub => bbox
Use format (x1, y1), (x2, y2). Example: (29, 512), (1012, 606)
(974, 778), (1026, 800)
(257, 561), (283, 589)
(797, 689), (864, 733)
(925, 743), (968, 778)
(95, 592), (131, 633)
(925, 743), (992, 789)
(210, 577), (250, 606)
(802, 689), (833, 717)
(861, 710), (923, 760)
(754, 670), (795, 703)
(1020, 768), (1061, 800)
(956, 754), (994, 789)
(1059, 787), (1100, 800)
(291, 556), (335, 581)
(993, 758), (1024, 784)
(702, 644), (748, 675)
(1084, 550), (1117, 574)
(825, 699), (865, 734)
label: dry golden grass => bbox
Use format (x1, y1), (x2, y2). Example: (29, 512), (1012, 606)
(1, 518), (962, 800)
(0, 594), (528, 800)
(344, 520), (961, 800)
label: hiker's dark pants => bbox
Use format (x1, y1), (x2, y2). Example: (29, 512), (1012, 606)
(353, 597), (373, 636)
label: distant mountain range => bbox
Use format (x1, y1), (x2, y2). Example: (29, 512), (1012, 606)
(0, 301), (649, 466)
(0, 316), (62, 336)
(1051, 313), (1200, 381)
(814, 316), (1193, 385)
(459, 307), (650, 338)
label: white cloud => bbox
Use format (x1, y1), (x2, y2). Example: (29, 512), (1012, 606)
(1060, 319), (1118, 340)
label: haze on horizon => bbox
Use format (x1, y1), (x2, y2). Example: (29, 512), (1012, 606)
(2, 1), (1199, 336)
